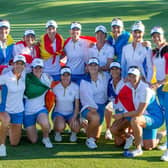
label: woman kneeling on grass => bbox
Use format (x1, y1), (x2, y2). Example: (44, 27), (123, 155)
(0, 55), (26, 157)
(24, 58), (53, 148)
(80, 57), (108, 149)
(106, 62), (131, 146)
(52, 66), (80, 142)
(113, 67), (164, 157)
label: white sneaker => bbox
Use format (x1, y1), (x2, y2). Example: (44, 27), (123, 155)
(125, 149), (143, 157)
(124, 135), (134, 150)
(70, 132), (77, 142)
(42, 137), (53, 148)
(161, 150), (168, 161)
(0, 144), (7, 157)
(54, 132), (62, 142)
(158, 142), (167, 151)
(105, 129), (112, 140)
(85, 137), (97, 149)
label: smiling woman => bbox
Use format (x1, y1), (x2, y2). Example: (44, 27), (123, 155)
(0, 55), (26, 157)
(113, 67), (164, 157)
(52, 66), (80, 143)
(24, 58), (53, 149)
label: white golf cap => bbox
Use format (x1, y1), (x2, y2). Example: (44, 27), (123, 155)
(95, 25), (107, 33)
(150, 26), (164, 35)
(24, 29), (35, 36)
(88, 58), (99, 65)
(109, 62), (121, 69)
(46, 20), (57, 28)
(0, 20), (10, 29)
(128, 67), (140, 76)
(132, 21), (145, 32)
(111, 19), (123, 27)
(71, 22), (81, 30)
(32, 58), (44, 68)
(60, 67), (71, 75)
(13, 55), (26, 64)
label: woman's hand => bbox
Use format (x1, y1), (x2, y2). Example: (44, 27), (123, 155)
(70, 116), (79, 129)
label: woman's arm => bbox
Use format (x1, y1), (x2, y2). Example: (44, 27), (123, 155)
(113, 102), (148, 120)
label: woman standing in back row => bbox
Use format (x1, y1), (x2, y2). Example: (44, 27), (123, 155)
(64, 22), (96, 85)
(150, 26), (168, 161)
(40, 20), (64, 80)
(121, 21), (153, 83)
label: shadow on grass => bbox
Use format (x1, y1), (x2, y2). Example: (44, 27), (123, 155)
(0, 131), (164, 163)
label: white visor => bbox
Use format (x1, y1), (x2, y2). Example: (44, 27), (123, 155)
(88, 58), (99, 65)
(32, 58), (44, 68)
(24, 30), (35, 36)
(13, 55), (26, 63)
(110, 62), (121, 69)
(132, 21), (145, 32)
(128, 68), (140, 76)
(0, 20), (10, 29)
(95, 25), (107, 33)
(71, 22), (81, 30)
(46, 20), (57, 28)
(61, 67), (71, 75)
(150, 26), (164, 35)
(111, 20), (123, 27)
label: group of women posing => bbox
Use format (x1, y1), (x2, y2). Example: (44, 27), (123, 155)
(0, 18), (168, 162)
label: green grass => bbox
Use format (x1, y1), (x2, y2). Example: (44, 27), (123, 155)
(0, 0), (168, 167)
(0, 131), (168, 168)
(0, 0), (168, 41)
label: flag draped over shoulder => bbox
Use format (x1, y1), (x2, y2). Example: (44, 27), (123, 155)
(45, 81), (59, 112)
(64, 35), (97, 47)
(40, 33), (64, 62)
(15, 41), (40, 64)
(61, 35), (96, 67)
(6, 34), (14, 46)
(25, 73), (49, 99)
(116, 85), (135, 111)
(25, 73), (60, 112)
(0, 65), (8, 74)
